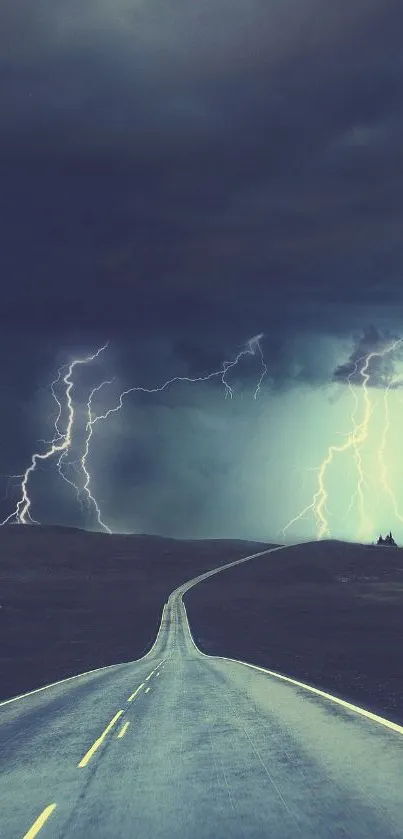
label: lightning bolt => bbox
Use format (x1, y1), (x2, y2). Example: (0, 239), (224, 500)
(50, 368), (66, 443)
(1, 344), (108, 526)
(281, 337), (403, 542)
(1, 335), (267, 532)
(377, 372), (403, 525)
(79, 379), (115, 534)
(219, 333), (267, 399)
(336, 353), (379, 538)
(343, 360), (365, 522)
(84, 335), (266, 430)
(71, 334), (268, 531)
(248, 334), (269, 399)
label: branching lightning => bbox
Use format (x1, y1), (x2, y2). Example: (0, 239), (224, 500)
(377, 371), (403, 525)
(249, 334), (268, 399)
(281, 337), (403, 542)
(79, 334), (266, 429)
(4, 328), (403, 543)
(1, 335), (267, 532)
(1, 344), (108, 526)
(80, 380), (115, 534)
(67, 333), (268, 531)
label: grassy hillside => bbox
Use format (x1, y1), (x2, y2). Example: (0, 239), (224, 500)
(0, 525), (269, 700)
(185, 540), (403, 725)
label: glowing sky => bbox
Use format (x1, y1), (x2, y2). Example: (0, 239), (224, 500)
(1, 2), (403, 540)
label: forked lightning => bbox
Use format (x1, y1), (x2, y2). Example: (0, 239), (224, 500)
(1, 336), (267, 531)
(281, 337), (403, 541)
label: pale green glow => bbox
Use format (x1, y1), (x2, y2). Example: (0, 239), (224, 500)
(278, 377), (403, 544)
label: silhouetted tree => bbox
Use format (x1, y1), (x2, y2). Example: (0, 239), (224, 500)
(377, 531), (397, 546)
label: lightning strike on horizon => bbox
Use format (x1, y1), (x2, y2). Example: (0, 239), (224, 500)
(343, 362), (363, 517)
(80, 380), (115, 534)
(377, 373), (403, 525)
(0, 344), (108, 527)
(65, 334), (267, 532)
(1, 335), (267, 532)
(281, 337), (403, 542)
(45, 366), (89, 508)
(339, 357), (379, 537)
(0, 474), (24, 512)
(71, 335), (268, 531)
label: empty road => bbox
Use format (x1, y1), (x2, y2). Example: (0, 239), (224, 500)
(1, 545), (403, 838)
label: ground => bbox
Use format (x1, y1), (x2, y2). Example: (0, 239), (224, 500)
(3, 531), (403, 725)
(185, 540), (403, 725)
(0, 525), (268, 700)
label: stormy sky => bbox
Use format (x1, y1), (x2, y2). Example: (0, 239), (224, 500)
(1, 1), (403, 541)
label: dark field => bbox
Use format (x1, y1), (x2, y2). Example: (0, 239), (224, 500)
(0, 525), (269, 701)
(185, 540), (403, 725)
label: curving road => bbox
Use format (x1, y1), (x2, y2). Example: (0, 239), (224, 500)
(1, 545), (403, 838)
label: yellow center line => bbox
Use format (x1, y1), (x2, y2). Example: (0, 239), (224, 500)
(128, 682), (145, 702)
(117, 721), (130, 739)
(22, 804), (57, 839)
(145, 672), (153, 681)
(78, 710), (124, 768)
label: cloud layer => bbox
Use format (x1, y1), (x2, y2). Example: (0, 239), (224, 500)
(1, 2), (403, 538)
(1, 1), (403, 331)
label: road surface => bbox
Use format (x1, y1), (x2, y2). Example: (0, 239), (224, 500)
(1, 544), (403, 838)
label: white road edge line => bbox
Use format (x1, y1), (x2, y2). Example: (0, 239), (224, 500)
(0, 544), (297, 711)
(0, 604), (169, 708)
(180, 579), (403, 738)
(0, 547), (279, 709)
(7, 537), (386, 737)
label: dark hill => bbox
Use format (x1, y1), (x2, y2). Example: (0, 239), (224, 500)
(184, 540), (403, 725)
(0, 525), (269, 700)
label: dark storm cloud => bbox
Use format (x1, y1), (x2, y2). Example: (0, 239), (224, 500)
(2, 1), (403, 537)
(1, 0), (403, 345)
(333, 325), (403, 388)
(172, 339), (225, 377)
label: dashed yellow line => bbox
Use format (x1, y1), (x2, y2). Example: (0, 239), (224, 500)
(78, 710), (124, 767)
(117, 721), (130, 739)
(128, 682), (145, 702)
(22, 804), (56, 838)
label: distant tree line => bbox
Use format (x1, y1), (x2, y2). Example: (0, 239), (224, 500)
(377, 531), (397, 546)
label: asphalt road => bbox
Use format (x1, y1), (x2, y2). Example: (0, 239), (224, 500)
(2, 545), (403, 839)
